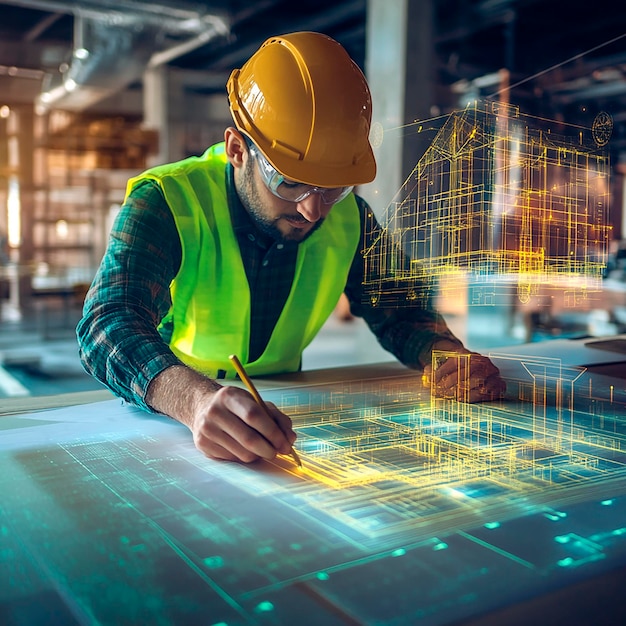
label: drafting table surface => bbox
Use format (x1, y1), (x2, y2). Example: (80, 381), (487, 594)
(2, 362), (626, 625)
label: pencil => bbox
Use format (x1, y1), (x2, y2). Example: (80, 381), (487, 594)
(228, 354), (302, 468)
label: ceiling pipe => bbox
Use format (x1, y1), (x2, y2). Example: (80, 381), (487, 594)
(0, 0), (219, 31)
(0, 0), (230, 112)
(148, 18), (229, 69)
(23, 11), (64, 42)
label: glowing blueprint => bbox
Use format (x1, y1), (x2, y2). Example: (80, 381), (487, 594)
(2, 362), (626, 625)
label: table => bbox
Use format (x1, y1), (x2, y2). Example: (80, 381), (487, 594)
(2, 358), (626, 625)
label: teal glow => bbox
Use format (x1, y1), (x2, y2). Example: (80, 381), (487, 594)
(484, 522), (500, 529)
(458, 530), (535, 570)
(255, 601), (274, 613)
(554, 535), (570, 544)
(557, 557), (574, 567)
(316, 572), (330, 581)
(544, 511), (567, 521)
(612, 528), (626, 536)
(433, 542), (448, 551)
(601, 499), (615, 506)
(203, 556), (224, 569)
(290, 543), (302, 551)
(391, 548), (406, 557)
(448, 488), (465, 499)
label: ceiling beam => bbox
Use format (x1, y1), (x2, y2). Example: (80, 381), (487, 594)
(23, 11), (64, 42)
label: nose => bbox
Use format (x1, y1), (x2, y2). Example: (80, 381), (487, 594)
(296, 193), (326, 222)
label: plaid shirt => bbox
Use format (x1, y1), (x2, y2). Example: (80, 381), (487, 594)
(77, 162), (460, 411)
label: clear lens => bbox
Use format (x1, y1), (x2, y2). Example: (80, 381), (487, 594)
(249, 142), (353, 205)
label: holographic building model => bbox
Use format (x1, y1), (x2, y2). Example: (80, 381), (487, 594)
(364, 100), (611, 307)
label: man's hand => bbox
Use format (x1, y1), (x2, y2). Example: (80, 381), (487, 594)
(146, 365), (297, 463)
(190, 385), (297, 463)
(422, 341), (506, 403)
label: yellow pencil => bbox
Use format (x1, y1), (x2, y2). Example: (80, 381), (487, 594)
(229, 354), (302, 468)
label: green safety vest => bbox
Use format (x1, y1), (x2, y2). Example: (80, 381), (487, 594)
(125, 143), (360, 379)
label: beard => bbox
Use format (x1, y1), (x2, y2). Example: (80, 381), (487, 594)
(236, 158), (325, 243)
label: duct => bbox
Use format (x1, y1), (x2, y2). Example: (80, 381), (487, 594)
(36, 15), (155, 112)
(17, 0), (230, 113)
(1, 0), (223, 33)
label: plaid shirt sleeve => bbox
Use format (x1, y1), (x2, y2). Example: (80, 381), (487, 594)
(346, 196), (464, 369)
(76, 180), (183, 411)
(77, 180), (461, 408)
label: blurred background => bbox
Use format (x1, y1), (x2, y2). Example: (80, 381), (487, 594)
(1, 0), (626, 398)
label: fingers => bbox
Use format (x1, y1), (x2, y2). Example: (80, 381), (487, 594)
(192, 432), (252, 463)
(447, 372), (506, 403)
(265, 401), (298, 448)
(192, 386), (297, 463)
(428, 353), (506, 403)
(433, 374), (505, 403)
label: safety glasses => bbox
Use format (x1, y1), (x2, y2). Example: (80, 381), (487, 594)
(247, 141), (353, 205)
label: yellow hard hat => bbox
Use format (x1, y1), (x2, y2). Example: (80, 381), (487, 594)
(227, 31), (376, 187)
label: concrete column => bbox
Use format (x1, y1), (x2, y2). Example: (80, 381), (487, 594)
(143, 65), (170, 167)
(16, 104), (35, 315)
(361, 0), (435, 218)
(0, 113), (8, 238)
(143, 67), (231, 164)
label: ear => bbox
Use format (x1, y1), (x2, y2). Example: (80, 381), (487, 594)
(224, 127), (248, 169)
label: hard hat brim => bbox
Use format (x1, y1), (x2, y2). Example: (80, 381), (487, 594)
(252, 136), (377, 188)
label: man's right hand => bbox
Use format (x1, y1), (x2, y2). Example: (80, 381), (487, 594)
(146, 365), (297, 463)
(190, 385), (297, 462)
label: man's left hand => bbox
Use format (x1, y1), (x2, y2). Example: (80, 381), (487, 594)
(422, 342), (506, 403)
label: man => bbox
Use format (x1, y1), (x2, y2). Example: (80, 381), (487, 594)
(77, 31), (505, 464)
